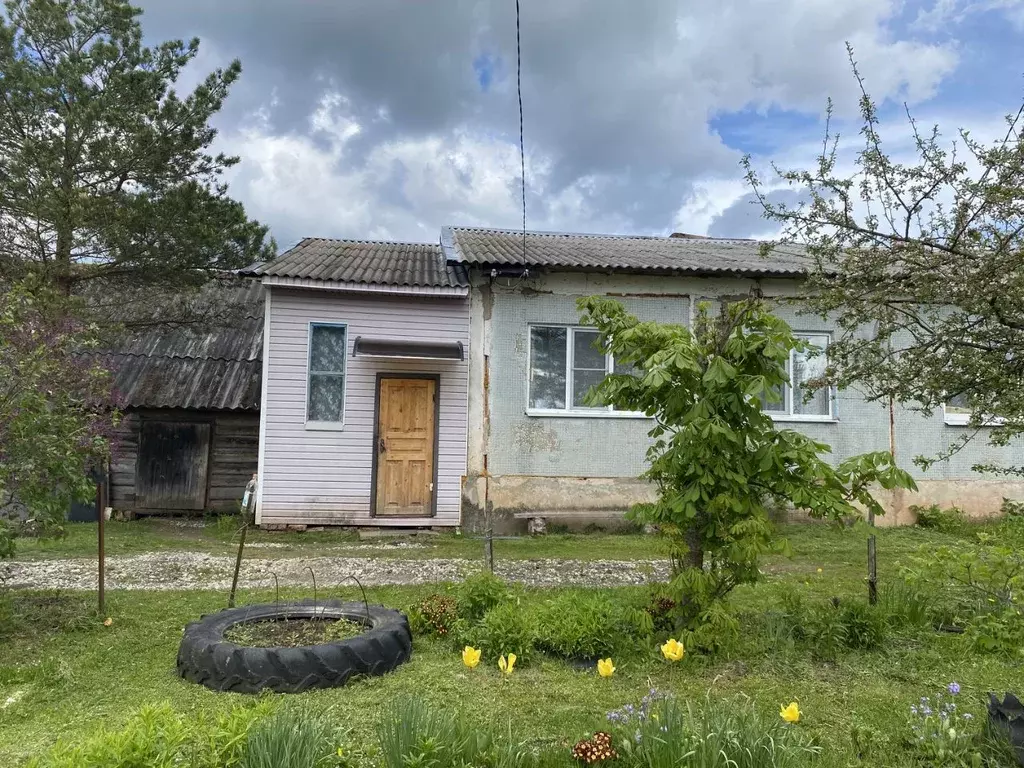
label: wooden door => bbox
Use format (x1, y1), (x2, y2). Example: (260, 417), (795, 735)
(374, 377), (437, 517)
(135, 421), (211, 511)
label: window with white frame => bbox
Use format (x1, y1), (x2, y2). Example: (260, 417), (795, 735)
(528, 325), (637, 413)
(306, 323), (347, 424)
(761, 332), (833, 419)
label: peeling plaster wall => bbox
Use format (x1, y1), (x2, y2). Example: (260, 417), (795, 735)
(463, 269), (1024, 530)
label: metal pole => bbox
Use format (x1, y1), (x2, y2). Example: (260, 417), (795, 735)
(97, 478), (105, 616)
(484, 528), (494, 573)
(227, 522), (247, 608)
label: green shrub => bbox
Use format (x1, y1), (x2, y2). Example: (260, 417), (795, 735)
(410, 593), (459, 638)
(27, 702), (273, 768)
(806, 600), (847, 661)
(643, 592), (676, 634)
(964, 609), (1024, 657)
(1000, 497), (1024, 518)
(838, 599), (887, 650)
(467, 600), (537, 662)
(456, 571), (510, 621)
(610, 693), (820, 768)
(535, 591), (651, 659)
(911, 503), (967, 534)
(240, 708), (339, 768)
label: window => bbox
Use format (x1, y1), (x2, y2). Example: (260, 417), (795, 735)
(528, 325), (641, 415)
(762, 333), (833, 420)
(943, 393), (1004, 426)
(306, 323), (347, 424)
(943, 393), (971, 426)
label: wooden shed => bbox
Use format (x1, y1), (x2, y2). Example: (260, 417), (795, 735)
(103, 278), (264, 515)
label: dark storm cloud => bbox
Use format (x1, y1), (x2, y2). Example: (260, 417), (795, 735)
(136, 0), (738, 230)
(133, 1), (958, 240)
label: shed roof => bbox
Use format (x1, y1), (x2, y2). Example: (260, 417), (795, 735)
(100, 277), (264, 411)
(244, 238), (470, 289)
(442, 226), (810, 277)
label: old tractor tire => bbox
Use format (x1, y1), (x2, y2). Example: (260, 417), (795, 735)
(176, 600), (412, 694)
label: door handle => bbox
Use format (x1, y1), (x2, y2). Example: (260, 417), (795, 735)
(379, 437), (386, 454)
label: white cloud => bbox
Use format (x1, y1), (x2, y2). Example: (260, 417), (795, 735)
(914, 0), (1024, 32)
(181, 0), (977, 242)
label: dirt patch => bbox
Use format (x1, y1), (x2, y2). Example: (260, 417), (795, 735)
(223, 617), (367, 647)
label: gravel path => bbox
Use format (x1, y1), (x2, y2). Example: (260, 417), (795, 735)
(4, 552), (670, 591)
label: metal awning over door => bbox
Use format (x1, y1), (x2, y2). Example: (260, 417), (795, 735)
(352, 336), (463, 361)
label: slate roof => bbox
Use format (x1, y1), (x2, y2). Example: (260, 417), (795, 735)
(442, 226), (810, 277)
(244, 238), (470, 289)
(99, 278), (264, 411)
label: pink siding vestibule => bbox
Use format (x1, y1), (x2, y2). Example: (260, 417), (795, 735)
(258, 287), (469, 527)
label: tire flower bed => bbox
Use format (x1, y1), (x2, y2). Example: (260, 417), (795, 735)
(176, 599), (412, 694)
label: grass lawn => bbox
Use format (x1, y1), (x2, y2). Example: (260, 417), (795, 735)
(2, 523), (1022, 766)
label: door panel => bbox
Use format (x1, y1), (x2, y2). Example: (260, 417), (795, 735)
(375, 378), (436, 517)
(135, 421), (211, 510)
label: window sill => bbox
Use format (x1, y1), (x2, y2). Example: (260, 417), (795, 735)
(944, 414), (1005, 427)
(768, 414), (838, 423)
(525, 409), (651, 420)
(304, 421), (346, 431)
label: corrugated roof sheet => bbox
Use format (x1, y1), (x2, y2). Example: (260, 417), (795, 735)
(443, 226), (810, 277)
(244, 238), (470, 288)
(101, 277), (264, 411)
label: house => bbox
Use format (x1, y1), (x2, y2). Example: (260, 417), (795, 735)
(104, 277), (264, 515)
(245, 239), (469, 529)
(249, 229), (1024, 532)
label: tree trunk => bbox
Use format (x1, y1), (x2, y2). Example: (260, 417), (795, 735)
(681, 524), (704, 571)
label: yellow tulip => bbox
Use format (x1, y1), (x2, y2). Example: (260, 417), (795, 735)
(498, 653), (517, 676)
(780, 702), (801, 724)
(462, 646), (481, 669)
(660, 638), (685, 662)
(597, 658), (615, 677)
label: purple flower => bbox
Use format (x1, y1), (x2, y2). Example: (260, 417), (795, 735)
(963, 713), (973, 721)
(911, 706), (918, 715)
(948, 682), (960, 695)
(923, 707), (933, 716)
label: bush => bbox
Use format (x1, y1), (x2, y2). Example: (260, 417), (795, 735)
(466, 600), (537, 663)
(1001, 497), (1024, 518)
(643, 592), (676, 634)
(609, 692), (820, 768)
(838, 599), (887, 650)
(903, 538), (1024, 651)
(911, 503), (967, 534)
(410, 593), (459, 638)
(535, 591), (651, 660)
(27, 702), (274, 768)
(456, 571), (510, 621)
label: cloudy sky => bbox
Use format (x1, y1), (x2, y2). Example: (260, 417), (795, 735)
(137, 0), (1024, 249)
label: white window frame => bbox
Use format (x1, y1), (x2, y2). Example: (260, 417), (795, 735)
(526, 324), (648, 418)
(305, 321), (348, 431)
(765, 332), (836, 423)
(942, 395), (1005, 427)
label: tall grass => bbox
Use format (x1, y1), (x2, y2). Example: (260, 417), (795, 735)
(378, 697), (543, 768)
(615, 695), (821, 768)
(240, 708), (337, 768)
